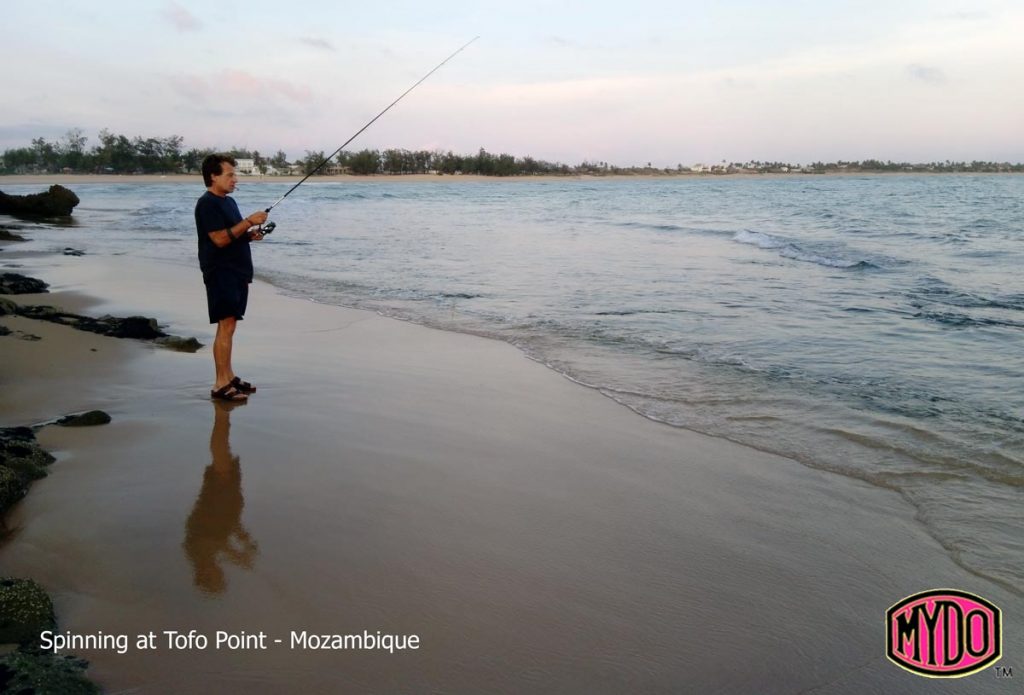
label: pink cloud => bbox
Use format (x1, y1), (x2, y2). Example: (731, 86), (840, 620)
(162, 1), (201, 32)
(169, 70), (314, 105)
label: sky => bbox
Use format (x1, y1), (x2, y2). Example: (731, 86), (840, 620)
(4, 0), (1023, 166)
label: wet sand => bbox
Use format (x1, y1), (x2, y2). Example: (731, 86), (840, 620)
(1, 251), (1018, 693)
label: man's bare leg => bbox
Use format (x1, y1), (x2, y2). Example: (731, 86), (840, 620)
(213, 316), (237, 390)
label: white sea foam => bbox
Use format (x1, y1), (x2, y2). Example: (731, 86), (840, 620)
(732, 230), (870, 268)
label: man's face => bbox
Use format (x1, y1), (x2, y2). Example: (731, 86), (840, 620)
(210, 162), (237, 195)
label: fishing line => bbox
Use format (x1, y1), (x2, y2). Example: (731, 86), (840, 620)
(263, 35), (479, 226)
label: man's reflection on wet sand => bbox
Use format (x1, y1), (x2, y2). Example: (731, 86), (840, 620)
(183, 400), (259, 594)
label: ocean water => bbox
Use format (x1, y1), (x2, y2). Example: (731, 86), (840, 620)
(4, 174), (1023, 592)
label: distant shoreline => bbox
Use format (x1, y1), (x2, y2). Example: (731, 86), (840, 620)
(1, 171), (1019, 186)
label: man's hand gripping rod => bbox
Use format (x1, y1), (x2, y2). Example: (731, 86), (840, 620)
(257, 36), (480, 236)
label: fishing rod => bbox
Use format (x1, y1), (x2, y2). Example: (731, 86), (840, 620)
(259, 35), (479, 234)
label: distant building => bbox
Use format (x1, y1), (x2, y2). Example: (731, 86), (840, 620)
(235, 158), (256, 175)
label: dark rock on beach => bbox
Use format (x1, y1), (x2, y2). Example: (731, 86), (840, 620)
(15, 302), (204, 348)
(0, 273), (48, 295)
(12, 303), (57, 319)
(0, 185), (80, 218)
(90, 314), (164, 340)
(56, 410), (112, 428)
(0, 649), (99, 695)
(0, 427), (55, 513)
(63, 247), (85, 256)
(155, 335), (203, 353)
(0, 441), (100, 694)
(1, 280), (205, 349)
(0, 579), (98, 694)
(17, 305), (164, 339)
(0, 228), (27, 242)
(0, 578), (55, 645)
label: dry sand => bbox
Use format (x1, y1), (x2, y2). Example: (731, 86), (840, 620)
(1, 249), (1018, 693)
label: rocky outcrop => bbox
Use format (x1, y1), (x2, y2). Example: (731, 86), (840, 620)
(155, 335), (203, 352)
(23, 307), (165, 339)
(0, 273), (48, 295)
(56, 411), (112, 428)
(0, 276), (204, 351)
(0, 578), (55, 644)
(0, 427), (54, 514)
(0, 578), (98, 694)
(0, 185), (80, 218)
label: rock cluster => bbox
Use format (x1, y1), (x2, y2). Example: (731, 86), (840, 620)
(0, 273), (48, 295)
(0, 433), (106, 692)
(0, 276), (203, 351)
(0, 571), (98, 693)
(0, 227), (27, 242)
(0, 427), (54, 513)
(56, 411), (113, 427)
(17, 305), (165, 339)
(0, 185), (80, 217)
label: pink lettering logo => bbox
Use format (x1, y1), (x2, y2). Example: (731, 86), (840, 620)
(886, 589), (1001, 677)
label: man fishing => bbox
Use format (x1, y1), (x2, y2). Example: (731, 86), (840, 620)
(191, 39), (476, 403)
(195, 154), (268, 402)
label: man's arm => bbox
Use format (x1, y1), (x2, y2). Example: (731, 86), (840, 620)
(207, 211), (269, 248)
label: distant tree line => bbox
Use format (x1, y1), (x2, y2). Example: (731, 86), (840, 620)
(2, 129), (1022, 176)
(299, 148), (574, 176)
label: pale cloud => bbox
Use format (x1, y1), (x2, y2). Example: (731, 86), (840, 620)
(544, 36), (580, 49)
(299, 36), (335, 51)
(941, 10), (989, 21)
(907, 64), (947, 84)
(472, 76), (653, 106)
(162, 1), (201, 32)
(168, 70), (314, 105)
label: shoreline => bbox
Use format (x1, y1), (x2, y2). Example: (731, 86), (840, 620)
(2, 234), (1020, 691)
(1, 170), (1019, 186)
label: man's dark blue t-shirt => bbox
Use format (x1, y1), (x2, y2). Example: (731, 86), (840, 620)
(195, 191), (253, 282)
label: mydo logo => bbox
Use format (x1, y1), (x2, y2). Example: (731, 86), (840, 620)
(886, 589), (1001, 677)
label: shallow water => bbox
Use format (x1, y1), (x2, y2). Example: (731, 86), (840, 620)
(4, 174), (1023, 592)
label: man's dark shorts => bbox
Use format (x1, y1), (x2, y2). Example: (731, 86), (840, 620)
(205, 271), (249, 323)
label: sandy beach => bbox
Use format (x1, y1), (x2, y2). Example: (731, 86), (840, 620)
(1, 244), (1019, 692)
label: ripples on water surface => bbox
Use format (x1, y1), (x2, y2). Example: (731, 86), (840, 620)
(6, 174), (1022, 591)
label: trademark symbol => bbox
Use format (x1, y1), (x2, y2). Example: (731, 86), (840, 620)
(994, 666), (1013, 678)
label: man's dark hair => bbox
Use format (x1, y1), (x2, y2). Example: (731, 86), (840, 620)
(202, 154), (237, 187)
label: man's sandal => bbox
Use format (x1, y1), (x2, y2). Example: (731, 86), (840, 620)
(211, 383), (249, 402)
(230, 376), (257, 394)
